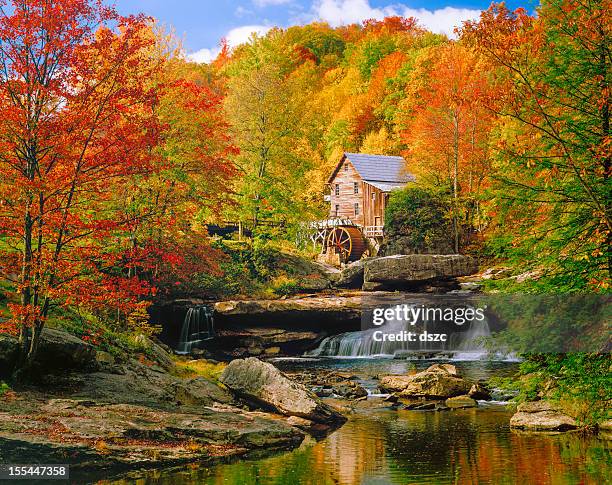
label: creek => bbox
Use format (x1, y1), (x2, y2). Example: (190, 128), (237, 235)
(102, 358), (611, 485)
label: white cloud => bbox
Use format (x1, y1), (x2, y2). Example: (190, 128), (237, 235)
(188, 25), (271, 64)
(235, 6), (253, 17)
(188, 48), (219, 64)
(313, 0), (481, 37)
(226, 25), (272, 47)
(401, 6), (482, 36)
(315, 0), (393, 26)
(189, 1), (482, 64)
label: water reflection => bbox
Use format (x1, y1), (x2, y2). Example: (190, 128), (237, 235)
(101, 407), (611, 485)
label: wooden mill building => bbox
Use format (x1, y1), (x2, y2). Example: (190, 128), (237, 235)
(327, 152), (414, 238)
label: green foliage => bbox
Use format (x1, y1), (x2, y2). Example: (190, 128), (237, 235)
(193, 239), (323, 298)
(173, 360), (226, 382)
(354, 37), (397, 79)
(517, 354), (612, 425)
(269, 276), (301, 297)
(0, 381), (10, 397)
(384, 186), (454, 253)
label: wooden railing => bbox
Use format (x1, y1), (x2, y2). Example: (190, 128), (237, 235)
(364, 225), (384, 237)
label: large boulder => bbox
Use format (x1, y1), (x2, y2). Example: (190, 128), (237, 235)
(35, 328), (97, 373)
(0, 328), (98, 377)
(220, 358), (347, 426)
(510, 401), (578, 431)
(379, 364), (472, 398)
(132, 334), (175, 372)
(363, 255), (478, 290)
(0, 398), (305, 467)
(0, 333), (18, 377)
(335, 260), (368, 288)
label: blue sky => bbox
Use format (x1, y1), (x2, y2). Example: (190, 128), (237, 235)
(114, 0), (533, 62)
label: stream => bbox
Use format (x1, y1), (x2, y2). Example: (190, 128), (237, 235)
(103, 358), (611, 485)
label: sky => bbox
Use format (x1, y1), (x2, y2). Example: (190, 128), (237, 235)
(114, 0), (533, 63)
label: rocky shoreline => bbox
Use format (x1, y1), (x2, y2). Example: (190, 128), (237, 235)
(0, 330), (343, 472)
(1, 307), (608, 475)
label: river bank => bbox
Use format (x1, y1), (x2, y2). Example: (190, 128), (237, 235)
(48, 357), (612, 484)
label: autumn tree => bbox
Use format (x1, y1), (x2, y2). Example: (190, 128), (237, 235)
(397, 43), (496, 251)
(464, 1), (611, 287)
(114, 28), (237, 294)
(223, 32), (314, 229)
(0, 0), (161, 374)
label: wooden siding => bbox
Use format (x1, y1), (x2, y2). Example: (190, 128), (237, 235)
(328, 160), (387, 227)
(362, 182), (387, 227)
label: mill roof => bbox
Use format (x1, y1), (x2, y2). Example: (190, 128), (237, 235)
(328, 152), (414, 188)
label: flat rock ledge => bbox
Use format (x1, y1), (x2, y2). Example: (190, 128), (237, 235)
(363, 254), (478, 290)
(220, 357), (347, 427)
(0, 397), (304, 470)
(214, 295), (362, 319)
(510, 401), (578, 431)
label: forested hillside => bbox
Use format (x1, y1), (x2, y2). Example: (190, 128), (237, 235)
(0, 0), (609, 373)
(214, 3), (610, 290)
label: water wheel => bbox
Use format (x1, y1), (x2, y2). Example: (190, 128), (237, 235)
(326, 226), (366, 263)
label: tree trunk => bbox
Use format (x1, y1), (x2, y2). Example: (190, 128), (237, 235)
(453, 112), (460, 254)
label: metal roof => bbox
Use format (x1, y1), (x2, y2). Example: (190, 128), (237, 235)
(364, 181), (408, 192)
(328, 153), (414, 186)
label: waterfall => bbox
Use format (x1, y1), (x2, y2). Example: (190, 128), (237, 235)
(176, 305), (214, 354)
(307, 313), (492, 360)
(450, 315), (491, 360)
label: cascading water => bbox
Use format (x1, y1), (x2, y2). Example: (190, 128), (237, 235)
(307, 309), (492, 360)
(176, 305), (214, 354)
(451, 315), (492, 360)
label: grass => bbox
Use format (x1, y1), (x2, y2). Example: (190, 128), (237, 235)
(0, 381), (11, 397)
(173, 359), (227, 382)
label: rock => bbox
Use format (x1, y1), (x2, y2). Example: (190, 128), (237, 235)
(34, 328), (97, 373)
(480, 267), (512, 280)
(0, 397), (305, 468)
(402, 400), (437, 410)
(598, 420), (612, 431)
(71, 357), (231, 409)
(0, 333), (18, 377)
(459, 282), (482, 292)
(425, 363), (459, 376)
(220, 358), (347, 426)
(510, 401), (578, 431)
(363, 255), (478, 290)
(94, 351), (115, 366)
(446, 395), (478, 408)
(335, 260), (367, 288)
(468, 383), (491, 400)
(312, 386), (334, 398)
(133, 334), (175, 372)
(514, 269), (542, 283)
(172, 377), (234, 407)
(214, 296), (362, 325)
(332, 382), (368, 399)
(379, 366), (471, 399)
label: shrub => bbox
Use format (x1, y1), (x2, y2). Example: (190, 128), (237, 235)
(0, 381), (10, 397)
(270, 276), (301, 297)
(383, 186), (454, 254)
(173, 360), (226, 382)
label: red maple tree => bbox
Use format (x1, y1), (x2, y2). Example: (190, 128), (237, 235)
(0, 0), (163, 373)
